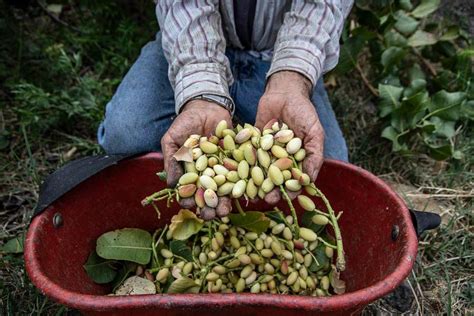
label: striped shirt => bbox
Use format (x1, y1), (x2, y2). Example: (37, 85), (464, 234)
(156, 0), (353, 114)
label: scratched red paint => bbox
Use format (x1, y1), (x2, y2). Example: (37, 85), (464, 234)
(24, 153), (417, 315)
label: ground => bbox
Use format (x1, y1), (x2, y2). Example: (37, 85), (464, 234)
(0, 1), (472, 315)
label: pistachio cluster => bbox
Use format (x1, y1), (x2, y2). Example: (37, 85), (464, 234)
(152, 214), (343, 296)
(173, 119), (311, 221)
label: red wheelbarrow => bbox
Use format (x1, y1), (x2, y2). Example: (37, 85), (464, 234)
(24, 153), (438, 315)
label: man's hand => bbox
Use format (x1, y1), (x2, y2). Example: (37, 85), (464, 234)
(161, 100), (232, 187)
(255, 71), (324, 181)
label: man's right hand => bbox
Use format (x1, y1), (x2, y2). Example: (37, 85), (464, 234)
(161, 100), (232, 187)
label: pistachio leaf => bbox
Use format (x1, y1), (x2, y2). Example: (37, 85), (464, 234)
(308, 243), (330, 273)
(1, 236), (24, 254)
(96, 228), (152, 265)
(169, 240), (193, 261)
(83, 251), (117, 284)
(173, 146), (193, 162)
(265, 210), (286, 224)
(169, 209), (204, 240)
(411, 0), (440, 18)
(167, 277), (200, 294)
(114, 276), (156, 295)
(228, 211), (270, 234)
(408, 30), (437, 47)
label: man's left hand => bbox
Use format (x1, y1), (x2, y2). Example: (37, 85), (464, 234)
(255, 71), (324, 182)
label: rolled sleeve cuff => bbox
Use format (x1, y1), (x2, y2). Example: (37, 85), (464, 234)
(267, 41), (324, 88)
(174, 63), (232, 114)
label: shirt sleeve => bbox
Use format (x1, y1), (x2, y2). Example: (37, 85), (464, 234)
(156, 1), (233, 114)
(267, 0), (353, 87)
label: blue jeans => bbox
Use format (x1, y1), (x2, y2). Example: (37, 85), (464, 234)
(98, 32), (348, 162)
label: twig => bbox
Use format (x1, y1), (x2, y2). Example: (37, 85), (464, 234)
(355, 62), (379, 97)
(310, 184), (346, 271)
(279, 185), (300, 238)
(233, 199), (245, 215)
(36, 0), (83, 34)
(406, 193), (474, 199)
(412, 48), (437, 77)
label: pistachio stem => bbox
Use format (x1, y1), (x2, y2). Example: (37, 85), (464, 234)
(309, 184), (345, 271)
(233, 198), (246, 216)
(141, 188), (175, 206)
(304, 246), (320, 266)
(272, 207), (295, 235)
(317, 237), (337, 249)
(279, 185), (300, 238)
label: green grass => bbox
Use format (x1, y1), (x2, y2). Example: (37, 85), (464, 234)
(0, 1), (472, 315)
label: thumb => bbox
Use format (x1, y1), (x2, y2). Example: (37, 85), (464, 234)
(302, 124), (324, 183)
(161, 134), (183, 188)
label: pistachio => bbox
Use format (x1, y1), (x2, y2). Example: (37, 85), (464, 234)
(213, 164), (229, 176)
(271, 240), (283, 256)
(199, 175), (218, 191)
(243, 145), (257, 165)
(202, 167), (215, 177)
(217, 182), (234, 196)
(237, 160), (250, 179)
(312, 214), (329, 226)
(195, 155), (208, 171)
(271, 121), (280, 131)
(226, 259), (241, 269)
(321, 276), (330, 291)
(216, 196), (231, 217)
(260, 134), (274, 150)
(226, 171), (239, 183)
(304, 185), (318, 196)
(297, 195), (315, 211)
(178, 172), (199, 185)
(271, 223), (285, 235)
(223, 134), (236, 150)
(283, 227), (293, 240)
(271, 145), (288, 159)
(238, 254), (251, 265)
(285, 179), (301, 192)
(230, 236), (240, 249)
(273, 157), (292, 170)
(251, 166), (264, 186)
(325, 246), (334, 258)
(261, 249), (274, 258)
(200, 141), (218, 154)
(287, 271), (298, 286)
(204, 189), (218, 208)
(213, 265), (227, 275)
(250, 283), (261, 293)
(258, 187), (266, 199)
(255, 238), (264, 250)
(268, 165), (284, 186)
(240, 265), (253, 279)
(222, 128), (236, 138)
(160, 249), (173, 258)
(306, 276), (316, 290)
(206, 272), (220, 282)
(213, 174), (226, 186)
(299, 227), (317, 242)
(232, 149), (244, 162)
(182, 262), (194, 275)
(250, 253), (264, 265)
(282, 250), (294, 260)
(261, 178), (275, 193)
(265, 263), (275, 274)
(156, 268), (170, 282)
(178, 184), (197, 198)
(235, 278), (246, 293)
(286, 137), (302, 154)
(183, 136), (199, 148)
(232, 180), (246, 198)
(291, 168), (303, 181)
(215, 120), (228, 138)
(185, 161), (198, 173)
(223, 158), (238, 171)
(192, 148), (203, 160)
(274, 130), (294, 143)
(245, 271), (257, 285)
(263, 119), (278, 131)
(262, 128), (274, 135)
(294, 148), (306, 161)
(209, 135), (219, 145)
(199, 253), (208, 264)
(257, 148), (271, 168)
(304, 254), (313, 267)
(201, 206), (216, 220)
(299, 173), (310, 186)
(246, 179), (258, 199)
(208, 157), (218, 167)
(245, 232), (258, 240)
(280, 260), (289, 275)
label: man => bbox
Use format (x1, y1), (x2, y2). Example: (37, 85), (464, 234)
(98, 0), (353, 186)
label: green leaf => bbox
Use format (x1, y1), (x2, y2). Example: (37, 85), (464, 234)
(399, 0), (413, 11)
(408, 65), (426, 81)
(169, 209), (204, 241)
(384, 30), (408, 47)
(308, 243), (330, 273)
(461, 100), (474, 120)
(381, 47), (406, 70)
(301, 211), (325, 235)
(408, 30), (438, 47)
(429, 117), (456, 139)
(169, 240), (193, 262)
(1, 236), (24, 254)
(394, 11), (419, 35)
(378, 84), (404, 117)
(167, 277), (200, 294)
(228, 211), (270, 234)
(424, 142), (453, 161)
(440, 26), (460, 41)
(382, 126), (407, 152)
(411, 0), (440, 18)
(404, 79), (427, 98)
(265, 210), (286, 224)
(96, 228), (152, 265)
(430, 90), (466, 121)
(333, 28), (375, 75)
(83, 251), (117, 284)
(112, 262), (137, 292)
